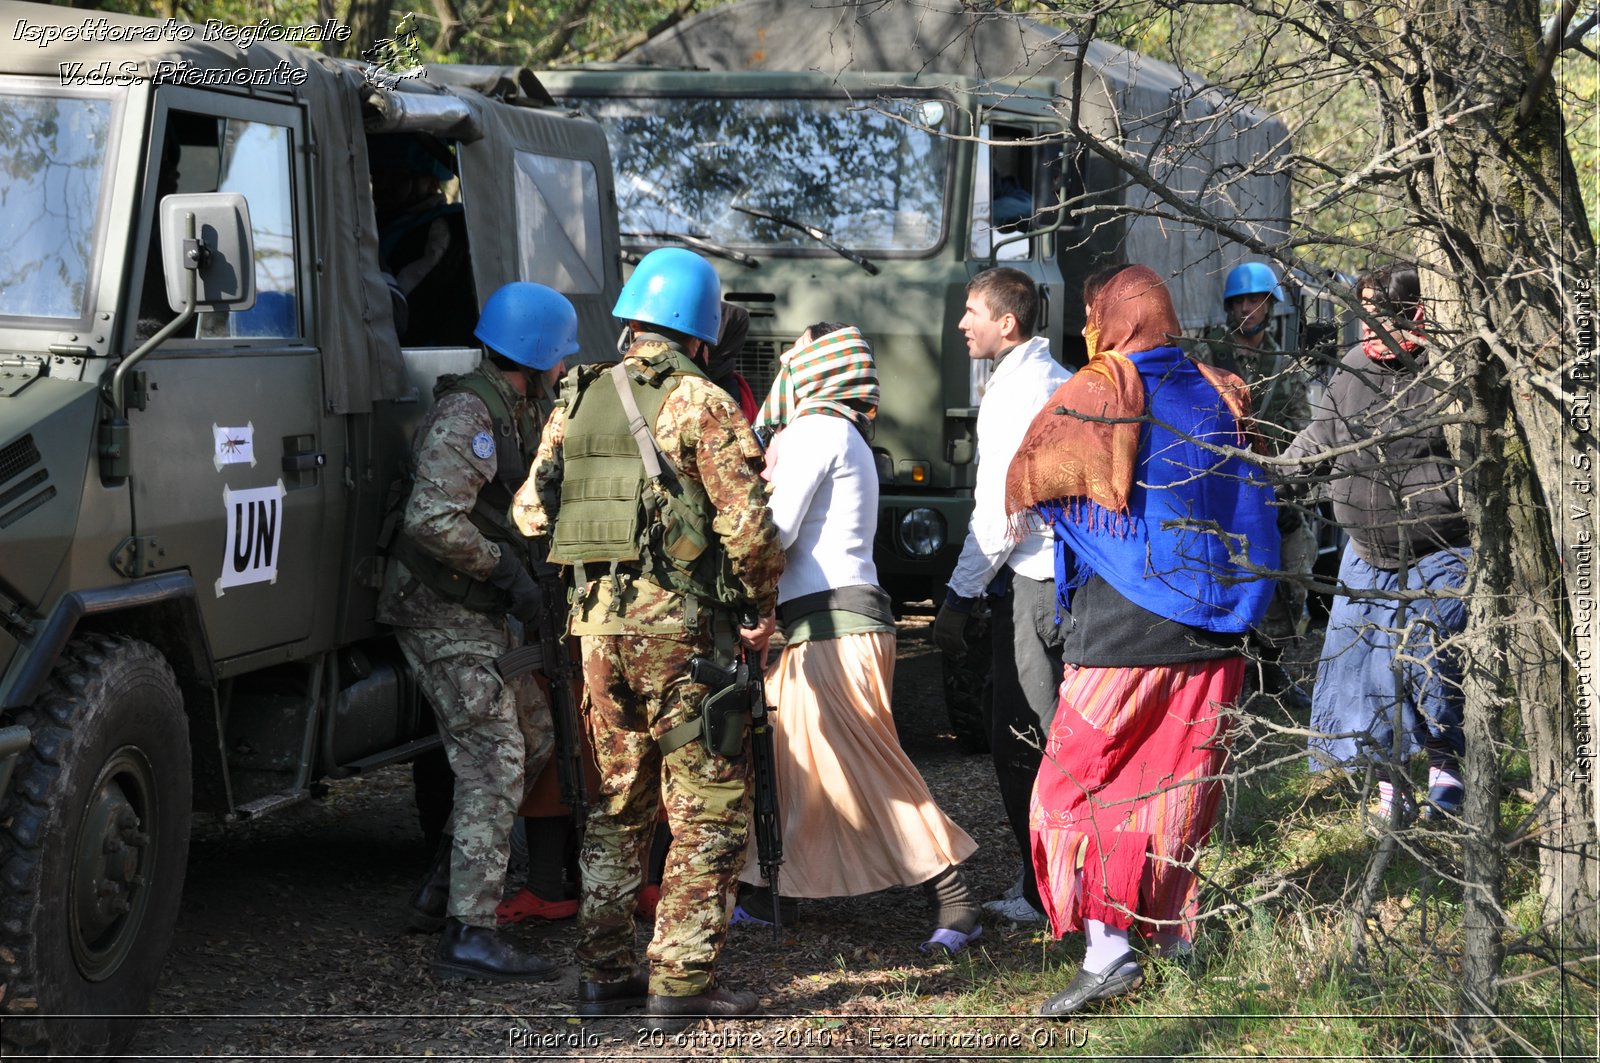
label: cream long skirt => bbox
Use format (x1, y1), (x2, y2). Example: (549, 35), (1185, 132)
(738, 630), (977, 897)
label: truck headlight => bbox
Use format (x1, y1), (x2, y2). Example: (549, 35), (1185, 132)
(898, 507), (946, 558)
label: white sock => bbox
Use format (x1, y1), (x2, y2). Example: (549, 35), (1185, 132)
(1083, 918), (1131, 974)
(1376, 779), (1395, 817)
(1429, 764), (1462, 791)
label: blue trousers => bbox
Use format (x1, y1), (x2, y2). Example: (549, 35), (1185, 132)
(1308, 542), (1470, 771)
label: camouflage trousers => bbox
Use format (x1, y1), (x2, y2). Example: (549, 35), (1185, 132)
(1263, 520), (1316, 644)
(576, 633), (751, 997)
(396, 625), (554, 926)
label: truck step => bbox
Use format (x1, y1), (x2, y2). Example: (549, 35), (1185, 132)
(232, 788), (311, 819)
(338, 734), (443, 776)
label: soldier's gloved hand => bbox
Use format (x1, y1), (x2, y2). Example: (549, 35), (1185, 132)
(489, 550), (543, 624)
(932, 592), (976, 657)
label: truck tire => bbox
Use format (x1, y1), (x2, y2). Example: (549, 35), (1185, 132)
(940, 606), (993, 755)
(0, 634), (191, 1058)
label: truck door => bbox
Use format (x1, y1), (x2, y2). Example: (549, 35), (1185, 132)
(123, 90), (323, 661)
(970, 109), (1068, 373)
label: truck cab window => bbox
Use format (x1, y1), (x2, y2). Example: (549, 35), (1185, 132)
(134, 111), (300, 342)
(971, 123), (1039, 261)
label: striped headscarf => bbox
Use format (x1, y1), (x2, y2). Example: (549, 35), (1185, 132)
(755, 325), (879, 436)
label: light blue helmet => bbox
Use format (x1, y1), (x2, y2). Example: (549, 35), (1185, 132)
(612, 247), (722, 343)
(474, 282), (579, 371)
(1223, 262), (1285, 303)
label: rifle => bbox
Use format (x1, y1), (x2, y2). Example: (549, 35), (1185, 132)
(493, 562), (588, 840)
(687, 619), (783, 941)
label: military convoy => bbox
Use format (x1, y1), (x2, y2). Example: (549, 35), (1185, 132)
(0, 0), (1300, 1053)
(0, 1), (621, 1052)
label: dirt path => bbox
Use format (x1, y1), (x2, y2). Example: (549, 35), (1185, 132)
(123, 616), (1072, 1060)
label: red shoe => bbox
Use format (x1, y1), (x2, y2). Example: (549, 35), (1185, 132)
(636, 884), (661, 921)
(496, 888), (578, 924)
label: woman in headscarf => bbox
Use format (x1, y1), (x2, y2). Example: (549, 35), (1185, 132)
(735, 322), (983, 953)
(1005, 265), (1280, 1015)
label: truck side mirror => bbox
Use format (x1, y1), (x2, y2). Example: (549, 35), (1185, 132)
(158, 193), (256, 312)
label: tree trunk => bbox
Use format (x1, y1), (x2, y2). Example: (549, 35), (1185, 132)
(1410, 0), (1599, 944)
(1451, 359), (1511, 1053)
(341, 0), (397, 62)
(429, 0), (466, 56)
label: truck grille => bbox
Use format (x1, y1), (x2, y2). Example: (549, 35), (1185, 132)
(0, 435), (53, 529)
(736, 338), (782, 408)
(0, 435), (40, 487)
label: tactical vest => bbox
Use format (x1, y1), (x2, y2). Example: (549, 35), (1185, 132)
(550, 346), (744, 615)
(393, 367), (543, 613)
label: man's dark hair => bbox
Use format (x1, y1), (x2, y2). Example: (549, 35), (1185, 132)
(486, 351), (524, 374)
(805, 320), (848, 340)
(1081, 263), (1129, 309)
(967, 267), (1038, 336)
(1357, 262), (1421, 320)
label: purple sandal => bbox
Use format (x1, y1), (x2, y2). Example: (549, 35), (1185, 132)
(920, 923), (983, 955)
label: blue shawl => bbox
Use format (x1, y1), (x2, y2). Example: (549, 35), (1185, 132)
(1040, 346), (1279, 632)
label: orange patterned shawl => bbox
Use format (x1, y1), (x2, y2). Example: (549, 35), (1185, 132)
(1005, 266), (1260, 525)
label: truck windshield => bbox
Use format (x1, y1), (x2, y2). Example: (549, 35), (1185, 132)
(577, 94), (951, 254)
(0, 84), (120, 323)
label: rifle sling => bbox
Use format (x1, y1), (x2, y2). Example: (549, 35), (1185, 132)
(610, 363), (673, 483)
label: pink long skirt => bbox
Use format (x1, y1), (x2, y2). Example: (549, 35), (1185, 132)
(739, 631), (977, 896)
(1030, 658), (1243, 941)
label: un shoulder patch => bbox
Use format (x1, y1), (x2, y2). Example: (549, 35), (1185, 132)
(471, 431), (495, 460)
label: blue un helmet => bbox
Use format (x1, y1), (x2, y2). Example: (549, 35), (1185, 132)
(1223, 262), (1285, 303)
(612, 247), (722, 343)
(474, 282), (579, 371)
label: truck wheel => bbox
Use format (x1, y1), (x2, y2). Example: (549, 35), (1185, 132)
(0, 634), (191, 1058)
(940, 606), (993, 755)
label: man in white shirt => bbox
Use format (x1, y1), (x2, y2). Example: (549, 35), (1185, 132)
(932, 267), (1072, 925)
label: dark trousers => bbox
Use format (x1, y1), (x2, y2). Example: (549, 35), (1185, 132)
(989, 569), (1065, 908)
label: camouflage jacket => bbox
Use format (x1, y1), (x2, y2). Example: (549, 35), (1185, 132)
(1192, 328), (1310, 454)
(378, 362), (546, 633)
(513, 335), (783, 638)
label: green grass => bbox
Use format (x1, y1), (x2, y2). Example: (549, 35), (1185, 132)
(934, 729), (1597, 1060)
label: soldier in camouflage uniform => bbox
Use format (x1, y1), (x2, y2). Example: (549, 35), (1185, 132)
(512, 248), (783, 1027)
(1192, 262), (1314, 709)
(378, 283), (577, 981)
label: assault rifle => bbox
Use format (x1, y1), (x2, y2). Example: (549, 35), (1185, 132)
(687, 622), (783, 941)
(493, 562), (588, 839)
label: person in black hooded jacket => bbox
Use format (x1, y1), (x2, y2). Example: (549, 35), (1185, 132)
(1280, 263), (1471, 823)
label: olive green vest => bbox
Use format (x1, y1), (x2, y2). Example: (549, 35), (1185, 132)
(394, 366), (543, 612)
(550, 346), (743, 612)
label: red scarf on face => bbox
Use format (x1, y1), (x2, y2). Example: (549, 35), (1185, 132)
(1362, 302), (1427, 361)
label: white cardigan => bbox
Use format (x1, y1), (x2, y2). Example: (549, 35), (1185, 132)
(765, 415), (879, 606)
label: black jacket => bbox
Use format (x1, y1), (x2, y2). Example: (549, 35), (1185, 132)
(1281, 344), (1469, 568)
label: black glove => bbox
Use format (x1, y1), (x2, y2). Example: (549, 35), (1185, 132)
(933, 594), (976, 657)
(489, 550), (542, 624)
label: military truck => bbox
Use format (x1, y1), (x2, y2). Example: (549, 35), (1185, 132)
(0, 2), (621, 1053)
(539, 0), (1293, 750)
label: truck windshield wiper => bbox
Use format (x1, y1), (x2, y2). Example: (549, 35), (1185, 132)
(621, 230), (760, 269)
(730, 205), (879, 276)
